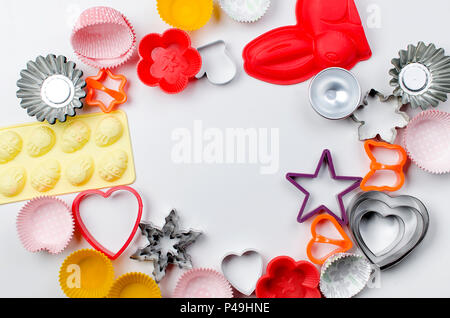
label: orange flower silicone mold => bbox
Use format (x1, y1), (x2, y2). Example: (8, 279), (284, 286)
(137, 28), (202, 94)
(361, 140), (408, 192)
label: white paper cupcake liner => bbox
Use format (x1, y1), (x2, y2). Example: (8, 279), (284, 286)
(219, 0), (271, 23)
(320, 253), (372, 298)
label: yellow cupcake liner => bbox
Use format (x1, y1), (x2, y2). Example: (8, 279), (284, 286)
(157, 0), (213, 31)
(108, 272), (162, 298)
(59, 249), (115, 298)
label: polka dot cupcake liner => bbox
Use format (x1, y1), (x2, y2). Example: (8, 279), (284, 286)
(17, 196), (74, 254)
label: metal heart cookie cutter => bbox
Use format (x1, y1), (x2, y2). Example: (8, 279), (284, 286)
(352, 89), (409, 144)
(196, 40), (237, 85)
(221, 249), (264, 296)
(16, 54), (86, 124)
(348, 191), (429, 271)
(390, 41), (450, 109)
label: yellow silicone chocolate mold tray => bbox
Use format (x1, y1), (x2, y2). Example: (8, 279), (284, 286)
(0, 111), (135, 205)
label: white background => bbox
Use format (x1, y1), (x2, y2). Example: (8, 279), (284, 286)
(0, 0), (449, 298)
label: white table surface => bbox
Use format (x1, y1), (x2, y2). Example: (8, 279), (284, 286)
(0, 0), (449, 298)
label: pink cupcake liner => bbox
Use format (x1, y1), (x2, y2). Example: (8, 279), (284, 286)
(71, 6), (136, 69)
(404, 110), (450, 174)
(173, 268), (233, 298)
(17, 197), (74, 254)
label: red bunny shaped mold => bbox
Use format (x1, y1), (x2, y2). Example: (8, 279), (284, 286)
(243, 0), (372, 85)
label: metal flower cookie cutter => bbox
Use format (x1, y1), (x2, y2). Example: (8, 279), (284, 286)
(360, 140), (408, 192)
(352, 89), (409, 144)
(348, 191), (429, 270)
(221, 249), (264, 296)
(390, 41), (450, 109)
(16, 54), (86, 124)
(196, 40), (237, 85)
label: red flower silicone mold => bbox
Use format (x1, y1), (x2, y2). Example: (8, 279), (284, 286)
(243, 0), (372, 85)
(256, 256), (321, 298)
(137, 28), (202, 94)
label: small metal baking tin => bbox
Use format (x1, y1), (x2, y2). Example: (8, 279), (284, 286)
(309, 67), (361, 120)
(348, 191), (429, 271)
(16, 54), (86, 125)
(390, 41), (450, 109)
(351, 89), (410, 144)
(196, 40), (237, 85)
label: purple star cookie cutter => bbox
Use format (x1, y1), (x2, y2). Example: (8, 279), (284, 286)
(286, 149), (362, 225)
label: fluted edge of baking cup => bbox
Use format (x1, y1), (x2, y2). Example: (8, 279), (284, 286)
(107, 272), (162, 298)
(320, 253), (372, 298)
(156, 0), (214, 31)
(219, 0), (271, 23)
(59, 249), (115, 298)
(173, 268), (233, 298)
(16, 54), (86, 125)
(71, 6), (137, 69)
(17, 197), (74, 255)
(403, 110), (450, 174)
(389, 42), (450, 110)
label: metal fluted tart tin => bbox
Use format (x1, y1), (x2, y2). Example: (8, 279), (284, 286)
(320, 253), (372, 298)
(309, 67), (361, 120)
(16, 54), (86, 124)
(390, 42), (450, 109)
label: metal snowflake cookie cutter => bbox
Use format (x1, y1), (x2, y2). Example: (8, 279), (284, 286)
(389, 41), (450, 109)
(130, 210), (202, 283)
(221, 249), (264, 296)
(195, 40), (237, 85)
(16, 54), (86, 125)
(351, 89), (409, 144)
(348, 191), (429, 271)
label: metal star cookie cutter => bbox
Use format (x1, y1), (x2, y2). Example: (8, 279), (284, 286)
(348, 191), (429, 271)
(389, 41), (450, 109)
(195, 40), (237, 85)
(16, 54), (86, 124)
(286, 149), (363, 225)
(351, 89), (409, 144)
(131, 210), (202, 283)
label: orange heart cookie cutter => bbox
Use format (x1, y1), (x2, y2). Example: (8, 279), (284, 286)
(361, 140), (408, 192)
(86, 69), (127, 113)
(306, 214), (353, 265)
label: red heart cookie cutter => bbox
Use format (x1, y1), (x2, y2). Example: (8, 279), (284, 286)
(72, 186), (143, 260)
(307, 214), (353, 265)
